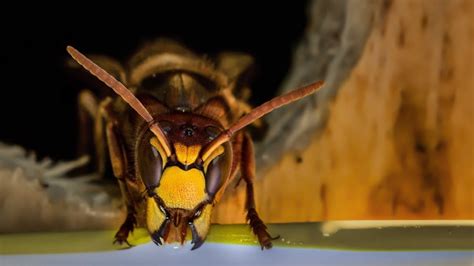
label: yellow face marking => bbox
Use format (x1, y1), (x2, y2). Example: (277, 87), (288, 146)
(156, 166), (207, 209)
(174, 143), (201, 166)
(203, 145), (225, 172)
(146, 197), (166, 233)
(150, 137), (168, 166)
(193, 204), (212, 239)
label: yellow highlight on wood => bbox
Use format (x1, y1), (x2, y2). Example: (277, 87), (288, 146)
(157, 166), (207, 209)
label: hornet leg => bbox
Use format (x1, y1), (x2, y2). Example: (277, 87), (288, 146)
(240, 133), (278, 249)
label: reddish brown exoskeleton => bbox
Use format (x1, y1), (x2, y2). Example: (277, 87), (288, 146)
(67, 40), (323, 250)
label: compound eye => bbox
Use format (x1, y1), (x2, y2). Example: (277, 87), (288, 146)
(159, 120), (173, 135)
(205, 126), (221, 140)
(203, 142), (231, 197)
(205, 156), (222, 197)
(138, 140), (164, 191)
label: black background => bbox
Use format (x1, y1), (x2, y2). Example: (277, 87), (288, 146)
(0, 3), (308, 160)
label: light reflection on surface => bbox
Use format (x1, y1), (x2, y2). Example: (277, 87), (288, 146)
(1, 243), (473, 266)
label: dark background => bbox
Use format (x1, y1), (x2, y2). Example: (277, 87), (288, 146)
(0, 3), (308, 160)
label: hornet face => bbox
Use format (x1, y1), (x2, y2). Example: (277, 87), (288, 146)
(136, 114), (232, 250)
(66, 45), (323, 250)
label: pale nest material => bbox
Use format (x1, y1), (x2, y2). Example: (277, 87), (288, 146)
(0, 143), (122, 233)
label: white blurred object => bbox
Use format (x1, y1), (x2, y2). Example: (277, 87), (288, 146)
(0, 143), (122, 233)
(321, 220), (474, 236)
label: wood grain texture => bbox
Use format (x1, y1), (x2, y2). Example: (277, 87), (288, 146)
(213, 0), (474, 223)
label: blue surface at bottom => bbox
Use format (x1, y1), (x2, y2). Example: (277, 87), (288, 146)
(1, 243), (473, 266)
